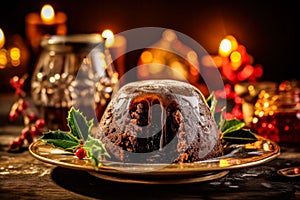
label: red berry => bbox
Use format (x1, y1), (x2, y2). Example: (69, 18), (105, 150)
(30, 126), (41, 137)
(8, 140), (20, 150)
(9, 111), (19, 121)
(22, 127), (31, 139)
(22, 100), (29, 110)
(9, 76), (19, 87)
(35, 119), (45, 131)
(30, 126), (42, 137)
(17, 104), (23, 113)
(26, 135), (33, 144)
(75, 147), (86, 159)
(18, 79), (25, 88)
(16, 136), (24, 147)
(16, 88), (24, 97)
(28, 113), (36, 122)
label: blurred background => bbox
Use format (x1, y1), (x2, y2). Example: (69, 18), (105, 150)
(0, 0), (299, 146)
(0, 0), (298, 93)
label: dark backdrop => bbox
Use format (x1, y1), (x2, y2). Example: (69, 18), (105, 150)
(0, 0), (299, 92)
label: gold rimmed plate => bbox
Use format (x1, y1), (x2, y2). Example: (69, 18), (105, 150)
(29, 136), (280, 184)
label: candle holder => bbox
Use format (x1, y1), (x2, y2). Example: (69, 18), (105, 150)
(25, 8), (67, 53)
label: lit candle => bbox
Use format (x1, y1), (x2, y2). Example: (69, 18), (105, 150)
(218, 35), (238, 57)
(40, 4), (55, 23)
(102, 29), (115, 48)
(0, 28), (5, 49)
(25, 4), (67, 52)
(0, 28), (8, 68)
(102, 29), (127, 77)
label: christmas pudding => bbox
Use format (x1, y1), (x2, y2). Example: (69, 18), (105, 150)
(97, 79), (223, 163)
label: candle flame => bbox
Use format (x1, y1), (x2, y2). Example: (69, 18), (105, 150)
(40, 4), (55, 23)
(219, 38), (232, 57)
(0, 28), (5, 49)
(218, 35), (238, 57)
(102, 29), (114, 47)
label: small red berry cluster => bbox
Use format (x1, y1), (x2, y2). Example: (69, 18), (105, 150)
(75, 140), (86, 159)
(8, 74), (46, 151)
(75, 147), (87, 159)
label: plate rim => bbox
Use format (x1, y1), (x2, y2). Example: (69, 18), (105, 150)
(29, 136), (280, 176)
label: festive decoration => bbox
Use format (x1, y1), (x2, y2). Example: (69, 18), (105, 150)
(250, 80), (300, 145)
(8, 74), (45, 151)
(25, 4), (67, 52)
(211, 35), (264, 121)
(137, 29), (200, 86)
(0, 28), (30, 69)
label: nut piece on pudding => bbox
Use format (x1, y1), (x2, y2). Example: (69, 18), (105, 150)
(96, 79), (223, 163)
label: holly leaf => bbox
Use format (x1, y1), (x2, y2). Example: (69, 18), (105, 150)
(222, 129), (258, 144)
(221, 119), (246, 135)
(41, 130), (80, 151)
(206, 91), (217, 115)
(83, 135), (110, 167)
(40, 106), (110, 168)
(67, 107), (93, 140)
(214, 106), (226, 131)
(206, 92), (257, 144)
(206, 92), (225, 130)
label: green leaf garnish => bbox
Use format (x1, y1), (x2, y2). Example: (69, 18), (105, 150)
(221, 119), (245, 135)
(222, 129), (258, 144)
(206, 91), (217, 115)
(67, 107), (93, 140)
(40, 106), (110, 168)
(83, 135), (110, 167)
(41, 130), (80, 151)
(206, 92), (258, 143)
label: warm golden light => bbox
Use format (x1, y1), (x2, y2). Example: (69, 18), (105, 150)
(162, 29), (177, 42)
(187, 51), (198, 63)
(237, 64), (254, 81)
(170, 61), (188, 79)
(219, 38), (232, 57)
(230, 51), (242, 70)
(0, 49), (8, 68)
(140, 51), (153, 63)
(9, 47), (21, 61)
(219, 159), (230, 167)
(0, 28), (5, 49)
(102, 29), (115, 47)
(225, 35), (238, 51)
(211, 55), (223, 67)
(149, 62), (164, 74)
(40, 4), (55, 23)
(230, 51), (241, 63)
(9, 47), (21, 67)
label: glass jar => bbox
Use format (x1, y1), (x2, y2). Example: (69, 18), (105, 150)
(251, 80), (300, 146)
(31, 34), (118, 131)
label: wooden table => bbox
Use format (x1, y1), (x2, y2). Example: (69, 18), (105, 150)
(1, 94), (300, 200)
(1, 128), (300, 200)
